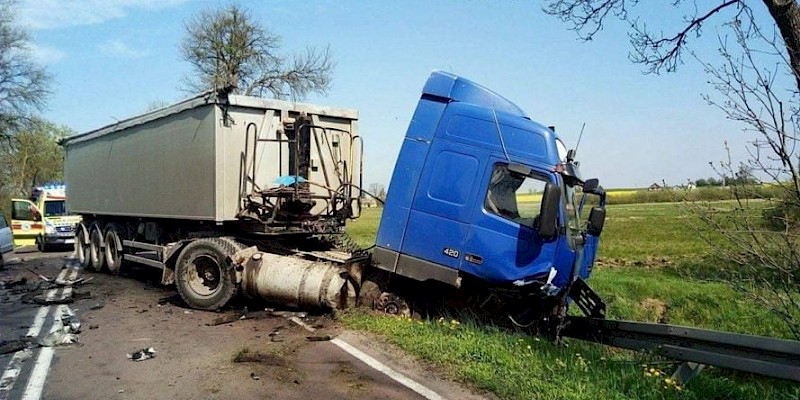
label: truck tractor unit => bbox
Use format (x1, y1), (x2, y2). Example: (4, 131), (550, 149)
(63, 72), (606, 325)
(12, 184), (82, 251)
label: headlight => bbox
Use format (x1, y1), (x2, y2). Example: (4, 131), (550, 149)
(45, 224), (55, 234)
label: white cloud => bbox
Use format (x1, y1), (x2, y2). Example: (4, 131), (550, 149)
(28, 43), (67, 64)
(98, 39), (147, 59)
(17, 0), (189, 30)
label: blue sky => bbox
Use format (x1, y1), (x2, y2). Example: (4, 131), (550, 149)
(14, 0), (772, 188)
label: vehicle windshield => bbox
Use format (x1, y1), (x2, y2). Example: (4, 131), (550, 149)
(564, 182), (581, 237)
(44, 201), (68, 217)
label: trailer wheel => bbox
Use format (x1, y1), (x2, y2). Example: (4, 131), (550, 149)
(174, 238), (239, 311)
(76, 225), (91, 269)
(88, 224), (106, 272)
(104, 226), (123, 275)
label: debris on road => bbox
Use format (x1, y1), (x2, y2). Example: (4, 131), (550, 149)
(268, 326), (284, 342)
(90, 301), (105, 310)
(208, 308), (270, 326)
(40, 330), (79, 347)
(72, 290), (92, 300)
(268, 310), (308, 319)
(127, 347), (156, 362)
(0, 337), (36, 355)
(61, 306), (81, 334)
(306, 334), (334, 342)
(250, 372), (260, 380)
(32, 293), (74, 305)
(0, 276), (27, 289)
(25, 268), (92, 287)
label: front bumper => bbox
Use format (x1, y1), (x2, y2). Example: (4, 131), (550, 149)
(44, 231), (76, 245)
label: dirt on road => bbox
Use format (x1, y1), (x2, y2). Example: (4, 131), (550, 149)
(1, 251), (485, 400)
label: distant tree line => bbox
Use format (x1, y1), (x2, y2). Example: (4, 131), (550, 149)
(0, 1), (66, 218)
(694, 165), (758, 187)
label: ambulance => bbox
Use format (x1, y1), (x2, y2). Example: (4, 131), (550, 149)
(11, 184), (81, 251)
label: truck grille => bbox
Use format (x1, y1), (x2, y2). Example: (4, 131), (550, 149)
(56, 226), (75, 233)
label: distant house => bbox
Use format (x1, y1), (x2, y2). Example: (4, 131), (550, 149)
(648, 183), (663, 191)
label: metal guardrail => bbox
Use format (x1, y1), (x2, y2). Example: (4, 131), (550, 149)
(561, 316), (800, 383)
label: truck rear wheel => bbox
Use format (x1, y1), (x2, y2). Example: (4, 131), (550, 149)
(88, 224), (106, 272)
(174, 238), (239, 311)
(104, 226), (123, 275)
(76, 225), (91, 269)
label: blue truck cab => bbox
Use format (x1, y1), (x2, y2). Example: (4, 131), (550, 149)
(373, 72), (606, 315)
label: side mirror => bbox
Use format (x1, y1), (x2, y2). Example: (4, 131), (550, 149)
(538, 182), (560, 239)
(583, 178), (600, 193)
(587, 207), (605, 236)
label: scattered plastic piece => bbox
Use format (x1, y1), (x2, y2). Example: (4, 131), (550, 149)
(127, 347), (156, 361)
(40, 330), (79, 347)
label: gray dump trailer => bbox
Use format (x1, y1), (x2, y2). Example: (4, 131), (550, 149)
(62, 92), (366, 310)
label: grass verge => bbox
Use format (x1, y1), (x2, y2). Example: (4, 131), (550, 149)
(343, 204), (799, 399)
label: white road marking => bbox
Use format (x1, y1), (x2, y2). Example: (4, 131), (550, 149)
(26, 307), (51, 338)
(0, 262), (79, 400)
(288, 316), (445, 400)
(20, 305), (65, 400)
(330, 338), (445, 400)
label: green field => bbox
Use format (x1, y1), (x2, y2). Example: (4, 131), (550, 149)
(343, 203), (799, 400)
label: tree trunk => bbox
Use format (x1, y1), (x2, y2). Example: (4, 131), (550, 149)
(763, 0), (800, 91)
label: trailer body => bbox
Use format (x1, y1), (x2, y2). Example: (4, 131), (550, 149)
(62, 93), (365, 310)
(64, 95), (361, 224)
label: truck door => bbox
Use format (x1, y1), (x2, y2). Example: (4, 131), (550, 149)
(11, 199), (43, 247)
(399, 142), (483, 270)
(460, 162), (568, 285)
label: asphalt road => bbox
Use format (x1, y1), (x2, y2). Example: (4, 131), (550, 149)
(0, 248), (486, 400)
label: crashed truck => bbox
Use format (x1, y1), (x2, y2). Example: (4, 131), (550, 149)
(63, 71), (607, 324)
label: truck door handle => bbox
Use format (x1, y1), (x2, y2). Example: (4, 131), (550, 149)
(465, 254), (483, 265)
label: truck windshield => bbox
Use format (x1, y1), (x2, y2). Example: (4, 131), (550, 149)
(564, 183), (581, 237)
(44, 201), (67, 217)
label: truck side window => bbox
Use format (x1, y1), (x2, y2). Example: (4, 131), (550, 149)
(484, 164), (547, 228)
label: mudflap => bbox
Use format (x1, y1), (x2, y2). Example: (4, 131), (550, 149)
(568, 277), (606, 319)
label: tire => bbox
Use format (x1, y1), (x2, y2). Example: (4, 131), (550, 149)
(0, 252), (4, 270)
(104, 226), (123, 275)
(88, 224), (106, 272)
(174, 238), (240, 311)
(36, 236), (48, 253)
(76, 225), (91, 269)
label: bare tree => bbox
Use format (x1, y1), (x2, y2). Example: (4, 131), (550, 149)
(545, 1), (800, 338)
(544, 1), (800, 85)
(181, 4), (334, 100)
(0, 0), (51, 141)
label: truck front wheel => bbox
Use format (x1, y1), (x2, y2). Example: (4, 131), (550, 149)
(174, 238), (239, 311)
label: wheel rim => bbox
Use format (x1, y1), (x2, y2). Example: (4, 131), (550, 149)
(186, 254), (222, 297)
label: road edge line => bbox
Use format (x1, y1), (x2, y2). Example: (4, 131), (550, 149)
(288, 316), (445, 400)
